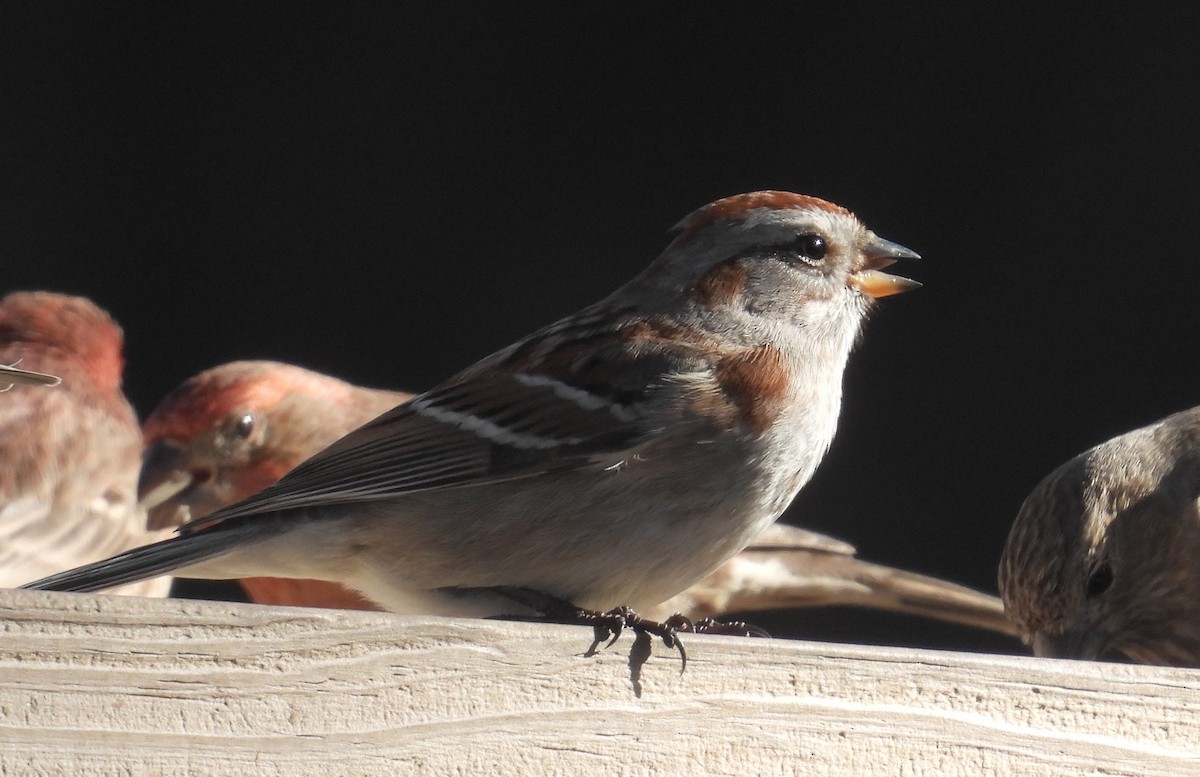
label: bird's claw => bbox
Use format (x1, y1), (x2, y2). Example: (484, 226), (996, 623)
(573, 605), (689, 671)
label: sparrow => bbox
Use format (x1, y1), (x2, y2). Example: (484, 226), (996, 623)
(23, 191), (919, 644)
(137, 358), (1004, 639)
(999, 405), (1200, 665)
(0, 291), (170, 596)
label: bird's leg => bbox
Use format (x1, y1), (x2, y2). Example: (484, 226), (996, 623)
(478, 587), (769, 672)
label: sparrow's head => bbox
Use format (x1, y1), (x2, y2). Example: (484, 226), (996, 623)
(643, 191), (919, 332)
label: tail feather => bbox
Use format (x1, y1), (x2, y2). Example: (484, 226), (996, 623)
(846, 562), (1016, 637)
(20, 530), (236, 593)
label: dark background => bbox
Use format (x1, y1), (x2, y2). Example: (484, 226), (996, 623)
(5, 4), (1198, 655)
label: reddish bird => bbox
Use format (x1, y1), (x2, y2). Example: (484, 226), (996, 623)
(0, 291), (170, 595)
(139, 360), (412, 609)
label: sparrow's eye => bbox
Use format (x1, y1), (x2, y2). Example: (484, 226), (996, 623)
(791, 234), (827, 264)
(1085, 562), (1113, 599)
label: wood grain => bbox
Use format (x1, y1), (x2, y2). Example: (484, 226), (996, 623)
(0, 589), (1196, 775)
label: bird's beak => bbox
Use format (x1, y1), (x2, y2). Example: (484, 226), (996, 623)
(0, 362), (62, 388)
(138, 441), (199, 530)
(1032, 628), (1110, 661)
(849, 233), (922, 298)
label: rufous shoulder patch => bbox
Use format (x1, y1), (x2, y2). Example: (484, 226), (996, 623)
(713, 344), (791, 433)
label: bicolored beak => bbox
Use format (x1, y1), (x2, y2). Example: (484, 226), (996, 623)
(850, 233), (922, 299)
(138, 441), (201, 530)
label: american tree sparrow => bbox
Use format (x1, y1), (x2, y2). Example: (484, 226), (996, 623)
(25, 192), (919, 651)
(138, 359), (1012, 640)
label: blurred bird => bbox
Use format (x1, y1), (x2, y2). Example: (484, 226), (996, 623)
(0, 291), (170, 595)
(139, 360), (410, 609)
(0, 362), (61, 391)
(999, 406), (1200, 666)
(23, 192), (920, 641)
(650, 522), (1015, 636)
(140, 360), (1010, 637)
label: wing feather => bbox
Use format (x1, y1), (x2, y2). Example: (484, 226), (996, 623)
(183, 367), (660, 530)
(181, 313), (719, 533)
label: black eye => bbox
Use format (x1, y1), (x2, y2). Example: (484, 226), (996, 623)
(233, 413), (257, 439)
(792, 234), (827, 263)
(1086, 562), (1113, 599)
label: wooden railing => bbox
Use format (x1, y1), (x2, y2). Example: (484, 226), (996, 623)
(1, 589), (1196, 775)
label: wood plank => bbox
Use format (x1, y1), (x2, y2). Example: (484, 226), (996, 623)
(0, 589), (1196, 775)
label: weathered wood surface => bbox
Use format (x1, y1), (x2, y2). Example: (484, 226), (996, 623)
(0, 588), (1197, 776)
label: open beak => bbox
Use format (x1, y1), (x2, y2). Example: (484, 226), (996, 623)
(138, 441), (199, 530)
(849, 233), (922, 299)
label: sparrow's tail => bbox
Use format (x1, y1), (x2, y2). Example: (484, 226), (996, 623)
(19, 528), (240, 593)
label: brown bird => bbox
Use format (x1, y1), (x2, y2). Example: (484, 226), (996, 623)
(139, 360), (411, 609)
(649, 522), (1014, 636)
(999, 406), (1200, 665)
(141, 360), (1010, 638)
(0, 291), (170, 595)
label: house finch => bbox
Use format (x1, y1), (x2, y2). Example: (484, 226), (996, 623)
(139, 360), (411, 609)
(24, 191), (920, 647)
(0, 291), (170, 596)
(141, 359), (1009, 637)
(999, 406), (1200, 665)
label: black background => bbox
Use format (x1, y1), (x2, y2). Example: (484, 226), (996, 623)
(5, 4), (1199, 655)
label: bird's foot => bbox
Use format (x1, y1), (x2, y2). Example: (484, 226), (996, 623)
(485, 587), (690, 670)
(578, 605), (689, 670)
(484, 587), (769, 676)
